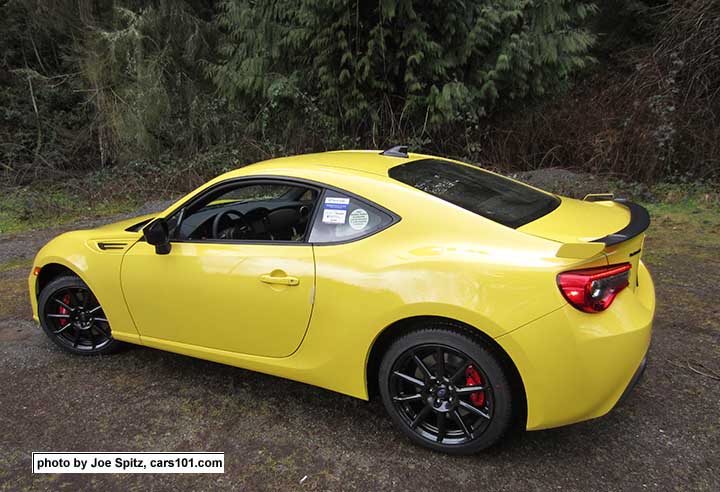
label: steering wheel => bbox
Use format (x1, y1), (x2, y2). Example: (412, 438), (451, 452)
(211, 209), (253, 239)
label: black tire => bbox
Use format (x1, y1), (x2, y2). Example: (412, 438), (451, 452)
(378, 323), (515, 454)
(38, 275), (120, 355)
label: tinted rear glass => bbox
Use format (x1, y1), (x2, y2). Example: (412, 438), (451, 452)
(389, 159), (560, 228)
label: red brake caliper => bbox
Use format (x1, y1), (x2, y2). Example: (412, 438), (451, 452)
(465, 365), (486, 407)
(58, 293), (71, 326)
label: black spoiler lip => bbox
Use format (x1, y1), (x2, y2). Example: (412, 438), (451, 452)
(591, 199), (651, 247)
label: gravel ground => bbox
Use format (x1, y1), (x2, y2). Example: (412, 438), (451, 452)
(0, 199), (175, 266)
(0, 190), (718, 491)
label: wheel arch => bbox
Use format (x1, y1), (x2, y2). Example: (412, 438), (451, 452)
(365, 315), (527, 428)
(36, 262), (81, 297)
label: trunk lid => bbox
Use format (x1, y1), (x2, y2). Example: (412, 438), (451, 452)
(519, 197), (649, 291)
(518, 197), (631, 243)
(604, 234), (645, 291)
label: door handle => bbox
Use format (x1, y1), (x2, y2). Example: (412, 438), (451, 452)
(259, 274), (300, 286)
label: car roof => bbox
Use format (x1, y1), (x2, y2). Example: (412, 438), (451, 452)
(226, 150), (433, 180)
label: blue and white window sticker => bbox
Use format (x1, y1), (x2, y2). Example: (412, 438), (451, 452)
(322, 196), (350, 224)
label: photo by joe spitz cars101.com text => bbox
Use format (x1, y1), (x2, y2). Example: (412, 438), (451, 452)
(29, 146), (654, 454)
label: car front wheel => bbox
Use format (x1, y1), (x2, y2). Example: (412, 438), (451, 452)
(378, 325), (515, 454)
(38, 275), (119, 355)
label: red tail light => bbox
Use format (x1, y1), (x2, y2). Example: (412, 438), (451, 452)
(557, 263), (631, 313)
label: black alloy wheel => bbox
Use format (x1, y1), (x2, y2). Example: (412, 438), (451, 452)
(379, 326), (514, 454)
(38, 276), (119, 355)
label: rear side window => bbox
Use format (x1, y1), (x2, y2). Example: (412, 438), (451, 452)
(309, 190), (393, 243)
(389, 159), (560, 228)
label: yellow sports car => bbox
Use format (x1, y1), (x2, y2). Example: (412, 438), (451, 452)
(29, 147), (654, 453)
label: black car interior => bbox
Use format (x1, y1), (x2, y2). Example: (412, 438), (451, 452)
(170, 184), (319, 242)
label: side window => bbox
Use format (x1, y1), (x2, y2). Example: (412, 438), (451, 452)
(167, 181), (319, 242)
(308, 190), (393, 243)
(211, 184), (292, 203)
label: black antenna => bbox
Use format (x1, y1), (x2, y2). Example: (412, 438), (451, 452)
(380, 145), (409, 158)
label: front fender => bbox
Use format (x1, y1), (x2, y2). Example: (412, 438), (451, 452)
(30, 230), (142, 343)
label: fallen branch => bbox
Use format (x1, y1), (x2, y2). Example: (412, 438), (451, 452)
(667, 359), (720, 381)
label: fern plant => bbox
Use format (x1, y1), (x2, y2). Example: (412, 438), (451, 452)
(209, 0), (598, 139)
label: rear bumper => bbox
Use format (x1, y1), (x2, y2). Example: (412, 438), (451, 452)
(497, 261), (655, 431)
(616, 353), (648, 407)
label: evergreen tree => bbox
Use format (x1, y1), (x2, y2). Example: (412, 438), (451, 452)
(209, 0), (598, 138)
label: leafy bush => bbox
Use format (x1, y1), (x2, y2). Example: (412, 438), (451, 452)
(471, 0), (719, 183)
(1, 0), (718, 192)
(209, 0), (597, 141)
(0, 0), (226, 183)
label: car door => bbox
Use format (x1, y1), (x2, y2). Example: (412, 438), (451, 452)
(120, 179), (318, 358)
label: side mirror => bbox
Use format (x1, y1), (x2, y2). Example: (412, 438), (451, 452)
(143, 219), (171, 255)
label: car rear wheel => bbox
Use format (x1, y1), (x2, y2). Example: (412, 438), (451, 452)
(38, 275), (119, 355)
(378, 325), (514, 454)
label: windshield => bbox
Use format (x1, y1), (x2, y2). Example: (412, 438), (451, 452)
(389, 159), (560, 228)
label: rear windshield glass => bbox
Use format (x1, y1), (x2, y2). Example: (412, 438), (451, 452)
(389, 159), (560, 228)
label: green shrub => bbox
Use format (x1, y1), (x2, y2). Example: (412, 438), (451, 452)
(209, 0), (598, 140)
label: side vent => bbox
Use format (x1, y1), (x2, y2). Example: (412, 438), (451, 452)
(96, 241), (129, 251)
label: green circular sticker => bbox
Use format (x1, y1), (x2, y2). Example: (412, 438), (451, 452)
(348, 208), (369, 230)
